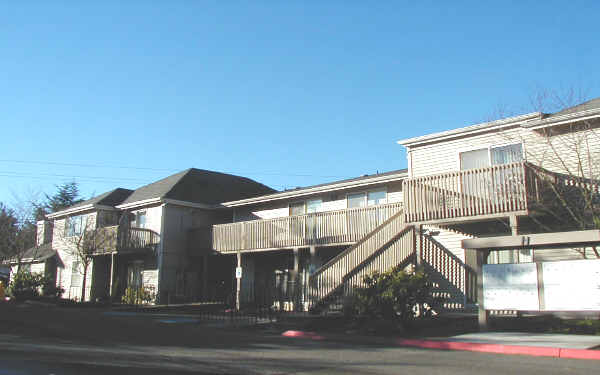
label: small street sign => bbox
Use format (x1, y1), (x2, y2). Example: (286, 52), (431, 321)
(235, 266), (242, 279)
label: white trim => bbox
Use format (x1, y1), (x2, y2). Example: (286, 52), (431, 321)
(46, 204), (95, 219)
(115, 197), (162, 210)
(221, 172), (407, 207)
(524, 108), (600, 129)
(161, 198), (213, 210)
(397, 112), (541, 148)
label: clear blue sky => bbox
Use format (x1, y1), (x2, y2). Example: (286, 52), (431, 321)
(1, 1), (599, 206)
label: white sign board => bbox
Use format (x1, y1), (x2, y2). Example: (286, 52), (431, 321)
(483, 263), (539, 310)
(235, 266), (242, 279)
(543, 259), (600, 311)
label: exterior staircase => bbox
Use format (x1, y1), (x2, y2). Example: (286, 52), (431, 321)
(309, 210), (416, 312)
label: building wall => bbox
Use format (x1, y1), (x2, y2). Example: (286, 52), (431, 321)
(50, 212), (97, 301)
(407, 124), (600, 178)
(233, 181), (404, 222)
(158, 204), (231, 303)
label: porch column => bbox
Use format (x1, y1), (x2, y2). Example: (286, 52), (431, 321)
(202, 254), (209, 301)
(292, 248), (299, 310)
(236, 251), (241, 311)
(476, 249), (490, 331)
(509, 215), (519, 236)
(109, 253), (116, 297)
(415, 225), (423, 268)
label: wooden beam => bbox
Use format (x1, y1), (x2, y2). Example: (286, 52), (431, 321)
(462, 230), (600, 250)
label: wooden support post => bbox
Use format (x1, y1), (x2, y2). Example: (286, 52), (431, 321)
(415, 225), (423, 268)
(308, 246), (317, 308)
(476, 250), (490, 331)
(202, 254), (209, 301)
(109, 253), (116, 297)
(292, 248), (299, 310)
(236, 251), (241, 311)
(509, 214), (519, 236)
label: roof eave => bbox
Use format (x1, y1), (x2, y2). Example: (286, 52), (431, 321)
(115, 197), (163, 210)
(522, 108), (600, 130)
(397, 112), (542, 148)
(220, 171), (408, 208)
(46, 204), (95, 219)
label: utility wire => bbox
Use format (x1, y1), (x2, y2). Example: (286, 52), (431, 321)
(0, 159), (349, 179)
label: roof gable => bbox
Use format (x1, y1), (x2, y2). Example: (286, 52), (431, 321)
(119, 168), (276, 207)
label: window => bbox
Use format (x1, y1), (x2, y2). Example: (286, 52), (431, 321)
(367, 190), (387, 206)
(347, 189), (387, 208)
(70, 261), (82, 287)
(289, 199), (322, 216)
(289, 202), (305, 216)
(459, 143), (523, 171)
(347, 193), (365, 208)
(65, 215), (87, 237)
(134, 211), (147, 228)
(306, 199), (322, 213)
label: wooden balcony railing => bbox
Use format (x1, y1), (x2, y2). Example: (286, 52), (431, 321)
(92, 226), (160, 255)
(403, 162), (551, 224)
(212, 202), (404, 253)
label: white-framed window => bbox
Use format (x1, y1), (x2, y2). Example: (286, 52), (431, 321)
(133, 211), (147, 228)
(65, 214), (87, 237)
(347, 189), (387, 208)
(289, 199), (323, 216)
(459, 143), (523, 171)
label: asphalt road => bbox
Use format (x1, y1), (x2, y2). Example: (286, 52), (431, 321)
(0, 303), (598, 374)
(1, 332), (598, 375)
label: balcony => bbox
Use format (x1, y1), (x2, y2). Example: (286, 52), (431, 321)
(212, 202), (404, 253)
(91, 226), (160, 255)
(402, 161), (582, 225)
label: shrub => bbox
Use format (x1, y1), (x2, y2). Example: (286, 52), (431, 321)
(121, 286), (156, 305)
(345, 266), (442, 328)
(8, 269), (44, 301)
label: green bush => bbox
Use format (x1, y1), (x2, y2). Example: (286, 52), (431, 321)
(344, 266), (442, 328)
(8, 269), (42, 300)
(121, 286), (156, 305)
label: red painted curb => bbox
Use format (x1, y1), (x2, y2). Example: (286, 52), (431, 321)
(559, 348), (600, 360)
(282, 330), (325, 340)
(396, 339), (600, 360)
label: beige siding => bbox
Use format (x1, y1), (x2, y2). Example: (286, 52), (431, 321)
(50, 212), (97, 302)
(129, 205), (162, 234)
(408, 125), (600, 179)
(424, 225), (473, 262)
(234, 181), (404, 223)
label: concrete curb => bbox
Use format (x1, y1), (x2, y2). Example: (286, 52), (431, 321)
(281, 331), (600, 360)
(396, 338), (600, 360)
(281, 330), (325, 340)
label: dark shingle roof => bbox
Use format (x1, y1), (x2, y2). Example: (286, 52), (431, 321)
(13, 243), (56, 263)
(67, 188), (134, 210)
(547, 97), (600, 118)
(119, 168), (276, 206)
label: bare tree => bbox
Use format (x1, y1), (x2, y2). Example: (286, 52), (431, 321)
(491, 87), (600, 258)
(59, 216), (113, 300)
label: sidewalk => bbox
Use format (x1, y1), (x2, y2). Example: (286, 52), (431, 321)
(282, 330), (600, 360)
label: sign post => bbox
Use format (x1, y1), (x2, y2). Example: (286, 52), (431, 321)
(236, 251), (242, 311)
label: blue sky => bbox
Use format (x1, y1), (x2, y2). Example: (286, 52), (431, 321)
(1, 1), (599, 207)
